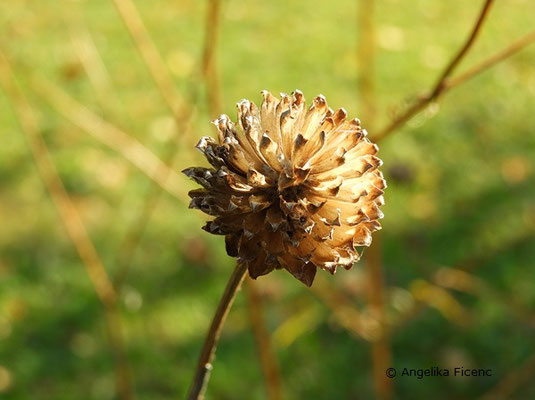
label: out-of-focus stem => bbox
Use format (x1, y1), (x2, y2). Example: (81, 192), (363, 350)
(113, 108), (196, 290)
(111, 0), (188, 124)
(29, 75), (188, 203)
(0, 49), (133, 400)
(244, 279), (283, 400)
(187, 262), (248, 400)
(365, 236), (392, 400)
(202, 0), (222, 116)
(66, 11), (118, 119)
(65, 4), (199, 290)
(375, 0), (495, 141)
(444, 29), (535, 91)
(429, 0), (494, 98)
(357, 0), (376, 124)
(357, 1), (392, 399)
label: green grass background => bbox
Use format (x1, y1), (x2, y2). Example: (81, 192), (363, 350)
(1, 0), (535, 399)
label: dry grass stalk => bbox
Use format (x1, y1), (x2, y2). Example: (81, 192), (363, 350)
(67, 15), (117, 117)
(356, 1), (392, 397)
(111, 0), (189, 124)
(244, 279), (283, 400)
(444, 29), (535, 91)
(311, 278), (381, 341)
(29, 75), (188, 203)
(357, 0), (376, 124)
(375, 0), (495, 140)
(365, 237), (392, 400)
(202, 0), (223, 116)
(377, 26), (535, 141)
(0, 50), (133, 400)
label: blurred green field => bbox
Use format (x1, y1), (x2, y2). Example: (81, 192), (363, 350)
(1, 0), (535, 399)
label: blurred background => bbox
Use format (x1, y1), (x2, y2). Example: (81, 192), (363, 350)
(1, 0), (535, 399)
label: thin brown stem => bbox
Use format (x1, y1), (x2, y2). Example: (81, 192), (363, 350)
(0, 49), (133, 400)
(66, 7), (118, 119)
(365, 236), (392, 400)
(429, 0), (494, 98)
(375, 0), (495, 141)
(113, 103), (197, 289)
(202, 0), (222, 116)
(357, 0), (376, 125)
(244, 279), (283, 400)
(113, 189), (163, 289)
(111, 0), (188, 124)
(187, 262), (249, 400)
(105, 307), (134, 400)
(113, 118), (198, 290)
(311, 277), (373, 341)
(357, 2), (392, 398)
(444, 29), (535, 91)
(28, 75), (188, 203)
(62, 6), (199, 290)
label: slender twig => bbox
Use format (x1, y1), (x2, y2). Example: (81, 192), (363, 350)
(444, 29), (535, 91)
(364, 236), (392, 400)
(62, 6), (200, 289)
(66, 6), (118, 118)
(311, 278), (376, 341)
(28, 75), (188, 203)
(111, 0), (188, 124)
(112, 104), (197, 289)
(244, 279), (283, 400)
(112, 75), (199, 287)
(430, 0), (494, 98)
(113, 121), (199, 290)
(357, 0), (376, 125)
(202, 0), (222, 116)
(432, 267), (535, 329)
(113, 189), (163, 288)
(62, 18), (163, 288)
(375, 0), (494, 141)
(357, 1), (392, 398)
(31, 73), (195, 286)
(187, 262), (249, 400)
(0, 50), (133, 400)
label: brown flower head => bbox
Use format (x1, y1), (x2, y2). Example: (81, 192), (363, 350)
(183, 90), (386, 286)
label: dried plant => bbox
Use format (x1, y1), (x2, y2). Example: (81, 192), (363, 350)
(184, 90), (386, 286)
(4, 0), (535, 397)
(184, 90), (386, 398)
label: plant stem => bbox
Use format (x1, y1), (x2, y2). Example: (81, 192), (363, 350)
(111, 0), (188, 124)
(0, 49), (133, 400)
(375, 0), (494, 141)
(30, 75), (188, 202)
(245, 278), (283, 400)
(187, 262), (249, 400)
(443, 29), (535, 92)
(356, 1), (392, 399)
(429, 0), (494, 99)
(202, 0), (223, 116)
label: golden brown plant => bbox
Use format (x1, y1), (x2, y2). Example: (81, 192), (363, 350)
(184, 90), (386, 286)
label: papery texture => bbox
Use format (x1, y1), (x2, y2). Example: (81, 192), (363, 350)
(184, 90), (386, 286)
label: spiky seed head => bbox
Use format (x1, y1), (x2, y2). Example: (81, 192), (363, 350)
(183, 90), (386, 286)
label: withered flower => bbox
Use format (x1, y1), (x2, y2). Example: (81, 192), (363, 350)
(183, 90), (386, 286)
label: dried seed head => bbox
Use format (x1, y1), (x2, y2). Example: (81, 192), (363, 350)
(184, 90), (386, 286)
